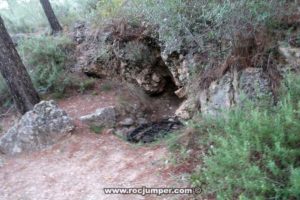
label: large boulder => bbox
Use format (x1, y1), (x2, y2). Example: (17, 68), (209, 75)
(0, 101), (74, 155)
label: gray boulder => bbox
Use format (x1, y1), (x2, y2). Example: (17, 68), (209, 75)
(80, 106), (116, 127)
(0, 101), (74, 155)
(137, 118), (148, 125)
(119, 118), (134, 126)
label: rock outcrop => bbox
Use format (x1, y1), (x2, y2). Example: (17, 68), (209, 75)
(175, 99), (197, 120)
(72, 22), (88, 44)
(199, 68), (272, 116)
(79, 21), (172, 95)
(161, 51), (197, 96)
(72, 21), (280, 119)
(0, 101), (74, 155)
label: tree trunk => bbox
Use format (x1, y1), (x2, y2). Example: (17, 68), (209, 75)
(0, 16), (40, 114)
(39, 0), (62, 34)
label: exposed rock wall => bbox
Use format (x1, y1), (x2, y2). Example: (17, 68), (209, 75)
(76, 21), (173, 95)
(71, 21), (284, 119)
(200, 68), (272, 116)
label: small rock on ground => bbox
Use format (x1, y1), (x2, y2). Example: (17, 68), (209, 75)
(80, 106), (116, 128)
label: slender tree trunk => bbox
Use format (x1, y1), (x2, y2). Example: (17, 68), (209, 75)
(39, 0), (62, 34)
(0, 16), (40, 114)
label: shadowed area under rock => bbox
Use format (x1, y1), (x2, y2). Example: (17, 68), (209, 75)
(127, 118), (184, 143)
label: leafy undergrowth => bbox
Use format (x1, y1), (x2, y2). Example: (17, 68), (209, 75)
(18, 35), (97, 98)
(176, 75), (300, 199)
(89, 125), (105, 134)
(0, 34), (97, 112)
(18, 35), (75, 93)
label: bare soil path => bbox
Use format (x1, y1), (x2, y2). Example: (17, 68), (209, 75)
(0, 87), (188, 200)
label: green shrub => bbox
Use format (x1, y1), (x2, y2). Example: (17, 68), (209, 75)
(79, 78), (96, 94)
(120, 0), (291, 54)
(18, 35), (75, 95)
(89, 125), (104, 134)
(100, 81), (113, 92)
(88, 0), (125, 24)
(190, 75), (300, 199)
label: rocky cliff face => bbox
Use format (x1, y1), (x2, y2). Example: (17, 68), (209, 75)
(76, 21), (173, 95)
(72, 21), (295, 119)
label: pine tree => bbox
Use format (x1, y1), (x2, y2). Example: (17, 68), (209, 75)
(39, 0), (62, 34)
(0, 16), (40, 114)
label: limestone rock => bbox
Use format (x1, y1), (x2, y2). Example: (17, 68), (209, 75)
(175, 99), (196, 120)
(199, 68), (272, 116)
(72, 22), (87, 44)
(161, 52), (189, 88)
(80, 106), (116, 127)
(237, 68), (272, 103)
(200, 73), (233, 116)
(0, 101), (74, 155)
(119, 118), (134, 126)
(279, 44), (300, 66)
(137, 118), (148, 125)
(80, 22), (170, 95)
(174, 87), (187, 98)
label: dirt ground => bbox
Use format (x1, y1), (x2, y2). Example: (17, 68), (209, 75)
(0, 82), (191, 200)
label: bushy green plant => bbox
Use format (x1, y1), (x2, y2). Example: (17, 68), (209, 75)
(190, 75), (300, 199)
(101, 0), (292, 55)
(88, 0), (125, 23)
(100, 81), (113, 92)
(18, 35), (74, 95)
(89, 125), (104, 134)
(79, 78), (96, 94)
(123, 41), (153, 64)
